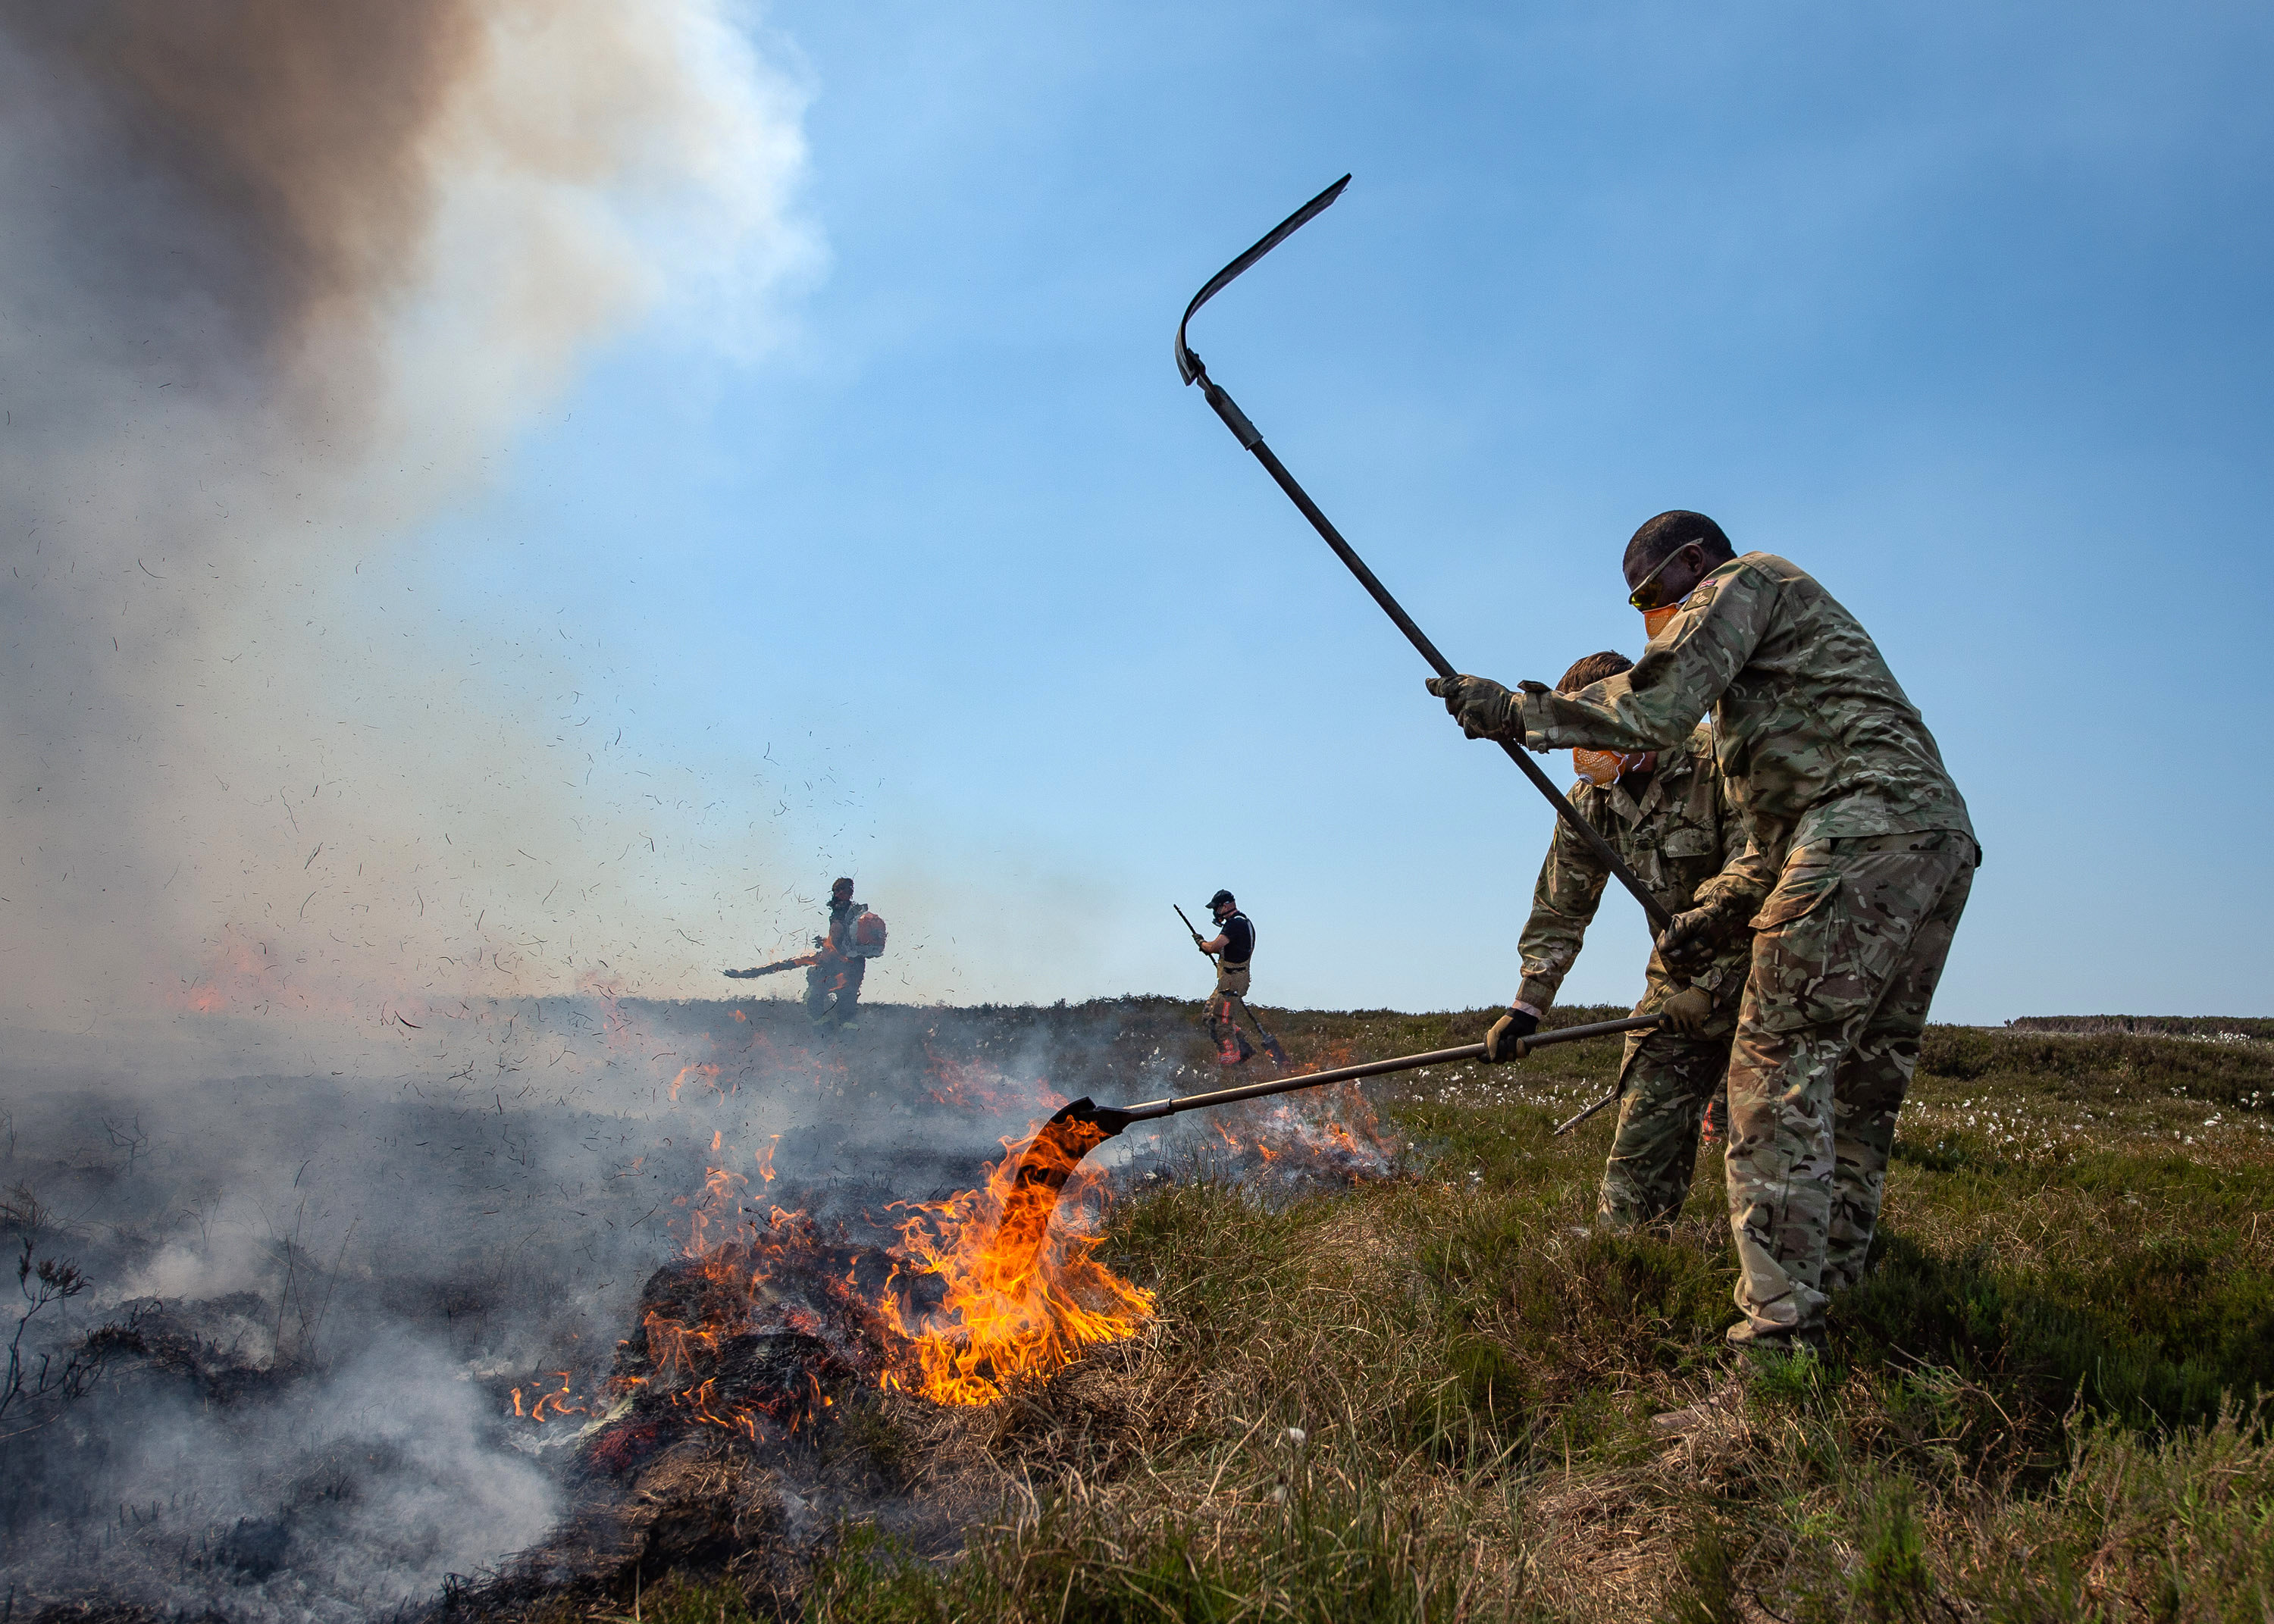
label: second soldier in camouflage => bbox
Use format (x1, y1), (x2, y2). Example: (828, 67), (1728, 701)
(1508, 652), (1765, 1227)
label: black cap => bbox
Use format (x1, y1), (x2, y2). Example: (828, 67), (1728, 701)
(1207, 890), (1235, 911)
(832, 877), (854, 894)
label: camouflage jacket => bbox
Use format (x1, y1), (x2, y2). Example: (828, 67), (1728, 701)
(1516, 727), (1761, 1012)
(1514, 552), (1973, 900)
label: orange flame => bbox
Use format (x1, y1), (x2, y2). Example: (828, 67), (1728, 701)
(521, 1103), (1171, 1438)
(669, 1062), (722, 1103)
(880, 1119), (1153, 1407)
(514, 1371), (587, 1422)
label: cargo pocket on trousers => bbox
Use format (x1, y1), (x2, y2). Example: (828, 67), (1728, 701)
(1751, 868), (1840, 931)
(1749, 865), (1861, 1031)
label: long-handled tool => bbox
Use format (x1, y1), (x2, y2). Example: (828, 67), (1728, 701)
(724, 951), (820, 980)
(1552, 1086), (1624, 1137)
(1174, 903), (1291, 1065)
(1171, 177), (1673, 940)
(985, 1015), (1661, 1280)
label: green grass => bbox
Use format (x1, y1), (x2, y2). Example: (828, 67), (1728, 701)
(517, 1007), (2274, 1621)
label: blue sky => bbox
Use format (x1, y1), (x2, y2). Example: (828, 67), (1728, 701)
(416, 0), (2272, 1020)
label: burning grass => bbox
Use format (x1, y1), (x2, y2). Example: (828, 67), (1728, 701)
(14, 1001), (2274, 1622)
(575, 1122), (1160, 1447)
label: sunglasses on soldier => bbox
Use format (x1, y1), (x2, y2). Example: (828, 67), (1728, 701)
(1626, 542), (1701, 612)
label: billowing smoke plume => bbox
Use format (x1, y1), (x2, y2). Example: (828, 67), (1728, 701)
(0, 0), (816, 1032)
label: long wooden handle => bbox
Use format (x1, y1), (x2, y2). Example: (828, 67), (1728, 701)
(1123, 1014), (1660, 1122)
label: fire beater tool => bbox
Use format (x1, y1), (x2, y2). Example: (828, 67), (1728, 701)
(1173, 903), (1291, 1065)
(724, 951), (820, 980)
(1552, 1083), (1625, 1137)
(1170, 176), (1674, 940)
(987, 1014), (1661, 1281)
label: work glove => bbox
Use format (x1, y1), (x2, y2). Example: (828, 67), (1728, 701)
(1655, 893), (1751, 977)
(1657, 984), (1712, 1036)
(1425, 674), (1536, 741)
(1482, 1008), (1540, 1063)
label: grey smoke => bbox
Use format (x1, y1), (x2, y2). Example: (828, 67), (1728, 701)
(0, 996), (1195, 1617)
(0, 2), (819, 1611)
(0, 0), (816, 1025)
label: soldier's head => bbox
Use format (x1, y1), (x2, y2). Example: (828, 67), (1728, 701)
(1623, 511), (1734, 634)
(1557, 651), (1631, 695)
(1208, 889), (1236, 923)
(831, 877), (854, 903)
(1559, 652), (1652, 787)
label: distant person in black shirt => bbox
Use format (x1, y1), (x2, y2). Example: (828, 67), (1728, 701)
(1196, 889), (1258, 1065)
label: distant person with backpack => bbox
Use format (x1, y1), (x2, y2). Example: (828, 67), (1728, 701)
(810, 876), (885, 1030)
(1194, 890), (1258, 1065)
(720, 877), (887, 1031)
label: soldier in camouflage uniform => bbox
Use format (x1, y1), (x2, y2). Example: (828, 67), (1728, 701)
(1502, 650), (1761, 1227)
(1430, 512), (1975, 1351)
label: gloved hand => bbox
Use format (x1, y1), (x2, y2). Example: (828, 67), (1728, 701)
(1657, 984), (1712, 1035)
(1656, 894), (1750, 977)
(1483, 1008), (1540, 1063)
(1424, 674), (1527, 740)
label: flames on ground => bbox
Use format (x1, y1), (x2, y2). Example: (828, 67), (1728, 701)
(509, 1034), (1397, 1477)
(0, 997), (1405, 1620)
(518, 1113), (1158, 1484)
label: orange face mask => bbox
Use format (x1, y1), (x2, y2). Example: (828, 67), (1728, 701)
(1642, 603), (1680, 639)
(1573, 749), (1649, 787)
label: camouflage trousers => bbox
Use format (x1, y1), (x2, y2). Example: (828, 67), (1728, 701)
(1599, 966), (1737, 1228)
(1724, 830), (1976, 1348)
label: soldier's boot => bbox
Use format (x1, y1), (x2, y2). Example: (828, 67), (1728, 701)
(1217, 1028), (1254, 1067)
